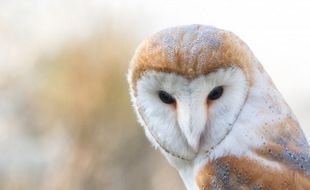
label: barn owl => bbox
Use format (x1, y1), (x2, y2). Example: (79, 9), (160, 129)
(127, 25), (310, 190)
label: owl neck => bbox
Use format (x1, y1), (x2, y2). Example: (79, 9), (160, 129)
(178, 165), (200, 190)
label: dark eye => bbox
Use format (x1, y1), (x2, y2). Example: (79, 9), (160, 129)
(158, 90), (176, 104)
(207, 86), (224, 101)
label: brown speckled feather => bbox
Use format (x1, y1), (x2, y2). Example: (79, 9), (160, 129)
(129, 25), (255, 92)
(196, 116), (310, 190)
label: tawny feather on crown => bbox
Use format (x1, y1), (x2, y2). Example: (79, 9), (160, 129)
(129, 25), (257, 91)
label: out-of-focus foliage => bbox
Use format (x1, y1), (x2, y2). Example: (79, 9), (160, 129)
(0, 23), (184, 190)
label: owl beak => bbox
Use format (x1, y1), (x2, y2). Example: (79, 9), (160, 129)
(177, 102), (207, 153)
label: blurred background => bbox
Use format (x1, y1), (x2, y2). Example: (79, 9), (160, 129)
(0, 0), (309, 189)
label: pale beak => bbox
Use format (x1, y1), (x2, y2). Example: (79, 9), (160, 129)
(177, 101), (207, 153)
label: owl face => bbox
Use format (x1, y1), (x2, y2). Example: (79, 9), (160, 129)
(128, 24), (255, 164)
(133, 66), (248, 161)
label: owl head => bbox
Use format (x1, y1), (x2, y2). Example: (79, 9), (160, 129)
(127, 24), (297, 168)
(127, 24), (308, 190)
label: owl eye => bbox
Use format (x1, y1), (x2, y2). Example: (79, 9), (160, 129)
(158, 90), (176, 104)
(208, 86), (224, 101)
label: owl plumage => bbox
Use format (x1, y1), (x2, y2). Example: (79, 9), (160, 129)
(128, 25), (310, 190)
